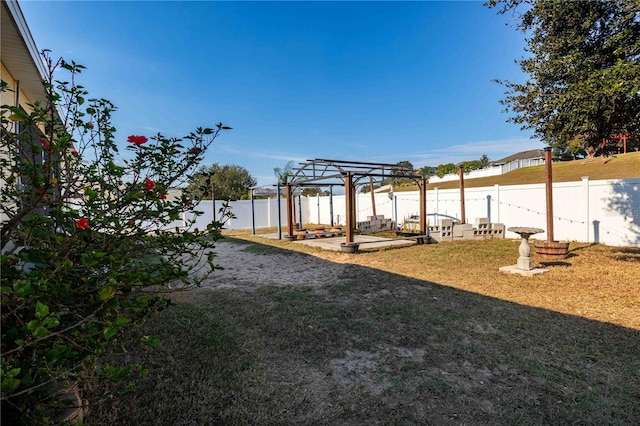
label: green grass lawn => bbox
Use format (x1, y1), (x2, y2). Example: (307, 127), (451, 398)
(86, 236), (640, 425)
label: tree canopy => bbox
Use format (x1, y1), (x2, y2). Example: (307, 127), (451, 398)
(187, 163), (257, 200)
(301, 187), (330, 197)
(426, 155), (491, 178)
(391, 160), (415, 177)
(487, 0), (640, 157)
(273, 161), (295, 185)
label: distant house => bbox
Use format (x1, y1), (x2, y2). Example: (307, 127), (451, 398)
(490, 149), (546, 167)
(166, 187), (184, 201)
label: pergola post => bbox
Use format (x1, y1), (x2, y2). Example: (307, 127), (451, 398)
(250, 189), (255, 235)
(211, 182), (216, 223)
(276, 183), (282, 239)
(351, 180), (357, 228)
(297, 194), (303, 230)
(286, 184), (293, 237)
(345, 172), (354, 243)
(458, 164), (466, 224)
(369, 176), (377, 218)
(419, 177), (427, 235)
(544, 147), (554, 242)
(329, 186), (334, 226)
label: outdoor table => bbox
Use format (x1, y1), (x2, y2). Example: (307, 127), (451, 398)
(508, 227), (544, 271)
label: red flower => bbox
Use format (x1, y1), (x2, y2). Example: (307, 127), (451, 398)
(127, 135), (148, 145)
(40, 139), (51, 150)
(71, 150), (79, 157)
(86, 121), (94, 129)
(144, 179), (156, 190)
(160, 193), (167, 200)
(183, 200), (192, 207)
(76, 218), (90, 230)
(190, 147), (201, 154)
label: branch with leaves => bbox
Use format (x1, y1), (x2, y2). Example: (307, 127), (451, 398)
(1, 51), (232, 424)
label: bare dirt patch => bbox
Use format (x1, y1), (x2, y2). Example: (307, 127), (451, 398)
(197, 239), (350, 290)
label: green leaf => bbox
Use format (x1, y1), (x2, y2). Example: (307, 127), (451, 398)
(26, 320), (40, 331)
(115, 317), (130, 326)
(7, 108), (28, 122)
(103, 327), (117, 339)
(33, 326), (49, 338)
(35, 301), (49, 319)
(141, 335), (161, 346)
(46, 348), (62, 363)
(98, 285), (116, 301)
(42, 317), (60, 328)
(1, 377), (21, 394)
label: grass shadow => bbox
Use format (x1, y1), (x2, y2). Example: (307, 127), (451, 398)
(611, 246), (640, 262)
(539, 261), (572, 267)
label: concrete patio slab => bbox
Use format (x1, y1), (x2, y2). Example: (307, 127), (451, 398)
(257, 233), (416, 252)
(499, 265), (549, 276)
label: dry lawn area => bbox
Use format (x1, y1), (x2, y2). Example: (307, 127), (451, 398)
(391, 151), (640, 191)
(86, 233), (640, 425)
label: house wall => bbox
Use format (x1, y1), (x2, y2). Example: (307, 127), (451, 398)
(1, 62), (40, 224)
(180, 178), (640, 247)
(428, 166), (504, 184)
(0, 19), (44, 223)
(427, 158), (546, 184)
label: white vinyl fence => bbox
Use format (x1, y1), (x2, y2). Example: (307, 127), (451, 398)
(183, 178), (640, 247)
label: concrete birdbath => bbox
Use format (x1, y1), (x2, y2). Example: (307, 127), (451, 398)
(499, 227), (549, 276)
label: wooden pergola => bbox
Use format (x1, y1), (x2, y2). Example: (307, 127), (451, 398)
(285, 159), (428, 244)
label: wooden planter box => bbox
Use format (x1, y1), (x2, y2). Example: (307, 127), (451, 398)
(534, 240), (570, 260)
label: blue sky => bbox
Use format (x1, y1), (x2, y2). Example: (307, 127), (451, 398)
(20, 0), (543, 186)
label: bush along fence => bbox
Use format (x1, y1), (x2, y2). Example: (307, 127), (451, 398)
(182, 177), (639, 247)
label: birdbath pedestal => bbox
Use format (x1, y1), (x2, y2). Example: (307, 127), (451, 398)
(508, 227), (544, 271)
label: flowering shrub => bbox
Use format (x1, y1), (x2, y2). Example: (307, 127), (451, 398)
(0, 51), (232, 423)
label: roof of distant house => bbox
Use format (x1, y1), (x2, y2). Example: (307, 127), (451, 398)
(491, 149), (545, 165)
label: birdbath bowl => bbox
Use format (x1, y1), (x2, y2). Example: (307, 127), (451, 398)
(508, 227), (544, 271)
